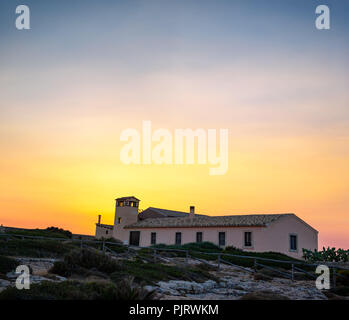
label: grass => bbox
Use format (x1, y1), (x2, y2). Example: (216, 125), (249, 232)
(0, 278), (156, 300)
(50, 248), (217, 285)
(0, 235), (128, 258)
(4, 227), (72, 239)
(0, 238), (78, 258)
(151, 242), (304, 270)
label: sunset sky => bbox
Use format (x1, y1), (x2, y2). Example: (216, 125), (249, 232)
(0, 0), (348, 248)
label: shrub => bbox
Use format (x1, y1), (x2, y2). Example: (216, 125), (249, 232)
(0, 238), (77, 258)
(50, 248), (121, 277)
(113, 277), (156, 300)
(303, 247), (349, 262)
(0, 256), (18, 274)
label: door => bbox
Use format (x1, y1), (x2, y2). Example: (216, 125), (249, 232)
(129, 231), (140, 246)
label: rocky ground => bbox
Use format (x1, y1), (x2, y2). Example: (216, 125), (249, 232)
(0, 255), (336, 300)
(145, 259), (327, 300)
(0, 257), (66, 293)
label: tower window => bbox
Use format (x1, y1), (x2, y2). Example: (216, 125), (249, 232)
(196, 232), (203, 243)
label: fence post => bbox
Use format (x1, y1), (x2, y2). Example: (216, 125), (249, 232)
(333, 268), (336, 289)
(80, 239), (83, 249)
(102, 240), (105, 252)
(217, 254), (221, 270)
(154, 249), (157, 263)
(254, 259), (257, 273)
(291, 264), (294, 281)
(186, 250), (189, 264)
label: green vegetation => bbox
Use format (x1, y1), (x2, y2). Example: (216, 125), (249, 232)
(303, 247), (349, 262)
(50, 248), (216, 285)
(0, 238), (78, 258)
(0, 255), (18, 274)
(0, 278), (155, 300)
(5, 227), (72, 239)
(152, 242), (302, 271)
(50, 248), (121, 277)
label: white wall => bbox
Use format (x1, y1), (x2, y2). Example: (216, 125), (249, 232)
(125, 215), (318, 258)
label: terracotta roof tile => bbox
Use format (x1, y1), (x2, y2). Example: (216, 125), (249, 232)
(125, 213), (294, 229)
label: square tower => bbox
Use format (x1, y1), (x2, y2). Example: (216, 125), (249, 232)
(113, 196), (140, 243)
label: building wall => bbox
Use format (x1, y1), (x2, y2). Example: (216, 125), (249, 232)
(260, 215), (318, 258)
(95, 225), (113, 239)
(125, 215), (318, 258)
(113, 205), (139, 243)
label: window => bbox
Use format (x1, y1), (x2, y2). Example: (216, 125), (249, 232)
(119, 201), (124, 207)
(151, 232), (156, 245)
(118, 217), (122, 224)
(175, 232), (182, 245)
(106, 230), (108, 235)
(290, 234), (298, 251)
(218, 232), (226, 246)
(196, 232), (203, 243)
(244, 232), (252, 247)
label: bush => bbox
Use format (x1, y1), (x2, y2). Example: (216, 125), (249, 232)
(303, 247), (349, 262)
(0, 256), (18, 274)
(50, 248), (121, 277)
(113, 277), (156, 300)
(0, 238), (77, 258)
(6, 227), (72, 239)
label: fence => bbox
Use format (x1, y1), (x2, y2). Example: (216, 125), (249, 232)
(1, 232), (348, 288)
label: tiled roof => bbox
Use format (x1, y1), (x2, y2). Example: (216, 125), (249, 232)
(143, 207), (207, 218)
(125, 213), (294, 229)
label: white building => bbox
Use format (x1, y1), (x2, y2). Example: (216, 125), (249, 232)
(95, 196), (318, 258)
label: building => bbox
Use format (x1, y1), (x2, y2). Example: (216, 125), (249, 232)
(95, 196), (318, 258)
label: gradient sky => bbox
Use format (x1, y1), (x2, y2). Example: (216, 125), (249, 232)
(0, 0), (348, 248)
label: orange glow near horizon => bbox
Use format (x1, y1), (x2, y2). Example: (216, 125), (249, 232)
(0, 122), (348, 248)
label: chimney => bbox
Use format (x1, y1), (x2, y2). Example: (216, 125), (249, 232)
(98, 215), (101, 224)
(189, 206), (195, 218)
